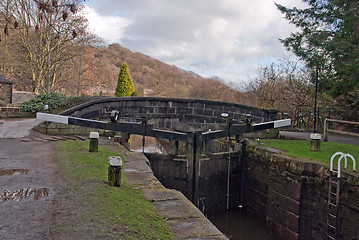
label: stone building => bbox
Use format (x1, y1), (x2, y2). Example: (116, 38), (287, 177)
(0, 77), (13, 106)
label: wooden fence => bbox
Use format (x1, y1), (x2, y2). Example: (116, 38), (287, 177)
(323, 118), (359, 141)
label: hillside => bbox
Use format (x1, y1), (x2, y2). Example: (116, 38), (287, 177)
(71, 43), (246, 104)
(0, 19), (247, 105)
(0, 10), (245, 104)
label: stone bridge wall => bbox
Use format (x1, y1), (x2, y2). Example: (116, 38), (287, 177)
(61, 97), (279, 129)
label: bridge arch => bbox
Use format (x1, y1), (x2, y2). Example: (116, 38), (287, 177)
(61, 97), (279, 130)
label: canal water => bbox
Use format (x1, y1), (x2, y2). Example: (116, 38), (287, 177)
(130, 135), (164, 153)
(130, 135), (278, 239)
(208, 208), (279, 240)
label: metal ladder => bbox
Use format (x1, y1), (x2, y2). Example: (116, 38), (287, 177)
(327, 152), (356, 240)
(327, 169), (340, 240)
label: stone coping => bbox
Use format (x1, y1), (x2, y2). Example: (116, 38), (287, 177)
(62, 96), (279, 115)
(101, 141), (228, 240)
(247, 141), (359, 180)
(60, 97), (279, 125)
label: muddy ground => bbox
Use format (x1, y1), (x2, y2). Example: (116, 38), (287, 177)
(0, 131), (60, 239)
(0, 119), (122, 240)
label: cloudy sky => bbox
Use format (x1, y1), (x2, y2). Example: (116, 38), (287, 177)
(84, 0), (306, 88)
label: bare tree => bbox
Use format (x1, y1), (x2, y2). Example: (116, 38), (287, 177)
(0, 11), (33, 89)
(248, 63), (285, 109)
(247, 58), (317, 127)
(189, 77), (242, 103)
(0, 0), (90, 93)
(74, 45), (102, 96)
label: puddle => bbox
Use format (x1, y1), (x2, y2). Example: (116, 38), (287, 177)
(1, 188), (50, 202)
(0, 169), (30, 176)
(123, 168), (139, 172)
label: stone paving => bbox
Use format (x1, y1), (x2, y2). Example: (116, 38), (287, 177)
(0, 118), (42, 138)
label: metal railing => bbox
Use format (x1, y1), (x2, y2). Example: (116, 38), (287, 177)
(327, 152), (356, 240)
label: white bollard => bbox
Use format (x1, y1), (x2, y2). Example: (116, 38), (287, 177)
(108, 156), (122, 187)
(89, 132), (99, 152)
(310, 133), (321, 151)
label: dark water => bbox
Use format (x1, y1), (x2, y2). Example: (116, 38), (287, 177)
(208, 208), (279, 240)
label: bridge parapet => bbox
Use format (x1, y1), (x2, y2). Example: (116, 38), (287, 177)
(61, 97), (279, 129)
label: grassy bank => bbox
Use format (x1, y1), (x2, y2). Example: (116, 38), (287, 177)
(260, 139), (359, 168)
(53, 140), (173, 240)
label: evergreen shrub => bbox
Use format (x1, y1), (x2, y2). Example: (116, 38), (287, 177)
(22, 92), (69, 113)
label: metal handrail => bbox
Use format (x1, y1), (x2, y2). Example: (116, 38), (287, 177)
(330, 152), (356, 177)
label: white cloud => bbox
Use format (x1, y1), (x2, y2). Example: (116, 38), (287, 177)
(84, 0), (305, 85)
(83, 6), (131, 44)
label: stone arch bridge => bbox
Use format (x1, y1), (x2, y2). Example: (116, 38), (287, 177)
(61, 96), (279, 129)
(55, 97), (287, 154)
(38, 97), (290, 213)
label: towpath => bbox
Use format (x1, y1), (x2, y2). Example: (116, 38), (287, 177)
(0, 118), (58, 240)
(279, 131), (359, 146)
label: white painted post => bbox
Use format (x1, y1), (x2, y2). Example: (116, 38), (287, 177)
(108, 156), (122, 187)
(310, 133), (321, 151)
(89, 132), (99, 152)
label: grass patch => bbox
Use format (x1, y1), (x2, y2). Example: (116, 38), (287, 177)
(260, 139), (359, 168)
(54, 140), (173, 240)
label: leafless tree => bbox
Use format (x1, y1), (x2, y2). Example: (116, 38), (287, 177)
(0, 0), (91, 93)
(247, 58), (319, 127)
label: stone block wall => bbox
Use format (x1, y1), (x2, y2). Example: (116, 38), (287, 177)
(33, 122), (113, 136)
(0, 106), (33, 119)
(12, 91), (37, 104)
(141, 140), (359, 240)
(0, 81), (12, 105)
(61, 97), (279, 129)
(244, 144), (359, 240)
